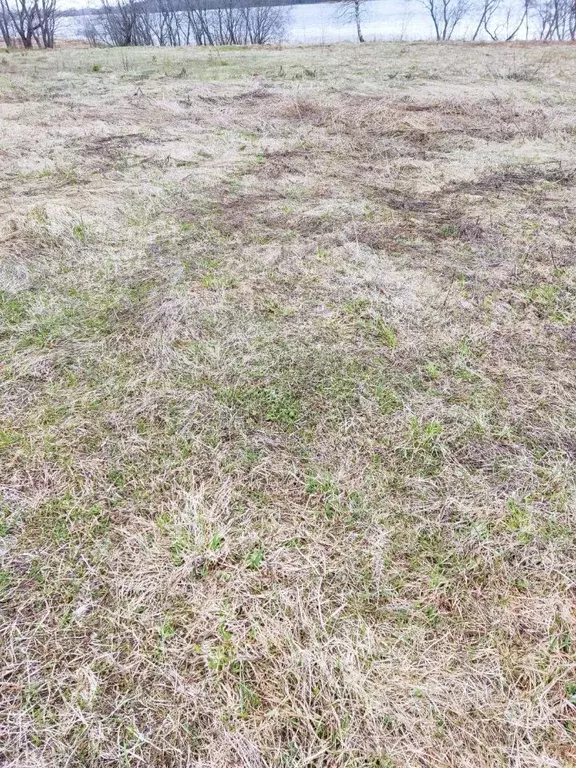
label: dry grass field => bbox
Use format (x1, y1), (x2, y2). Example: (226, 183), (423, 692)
(1, 41), (576, 767)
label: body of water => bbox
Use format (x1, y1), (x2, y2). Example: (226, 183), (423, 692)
(59, 0), (535, 44)
(286, 1), (420, 42)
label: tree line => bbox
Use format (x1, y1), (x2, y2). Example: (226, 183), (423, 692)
(420, 0), (575, 41)
(83, 0), (286, 47)
(2, 0), (576, 49)
(337, 0), (576, 43)
(84, 0), (576, 47)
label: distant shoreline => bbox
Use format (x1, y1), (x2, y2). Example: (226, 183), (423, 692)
(59, 0), (338, 18)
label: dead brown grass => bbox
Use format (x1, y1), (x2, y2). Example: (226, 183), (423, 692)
(1, 42), (576, 768)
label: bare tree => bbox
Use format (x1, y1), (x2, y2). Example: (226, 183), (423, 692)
(89, 0), (152, 45)
(533, 0), (576, 38)
(87, 0), (286, 47)
(420, 0), (471, 39)
(333, 0), (366, 42)
(0, 0), (57, 47)
(0, 10), (13, 45)
(0, 0), (38, 47)
(471, 0), (500, 38)
(83, 16), (99, 44)
(151, 0), (184, 45)
(35, 0), (57, 47)
(243, 0), (286, 43)
(473, 0), (530, 40)
(192, 0), (286, 45)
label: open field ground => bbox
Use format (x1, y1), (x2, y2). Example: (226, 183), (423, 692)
(1, 42), (576, 767)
